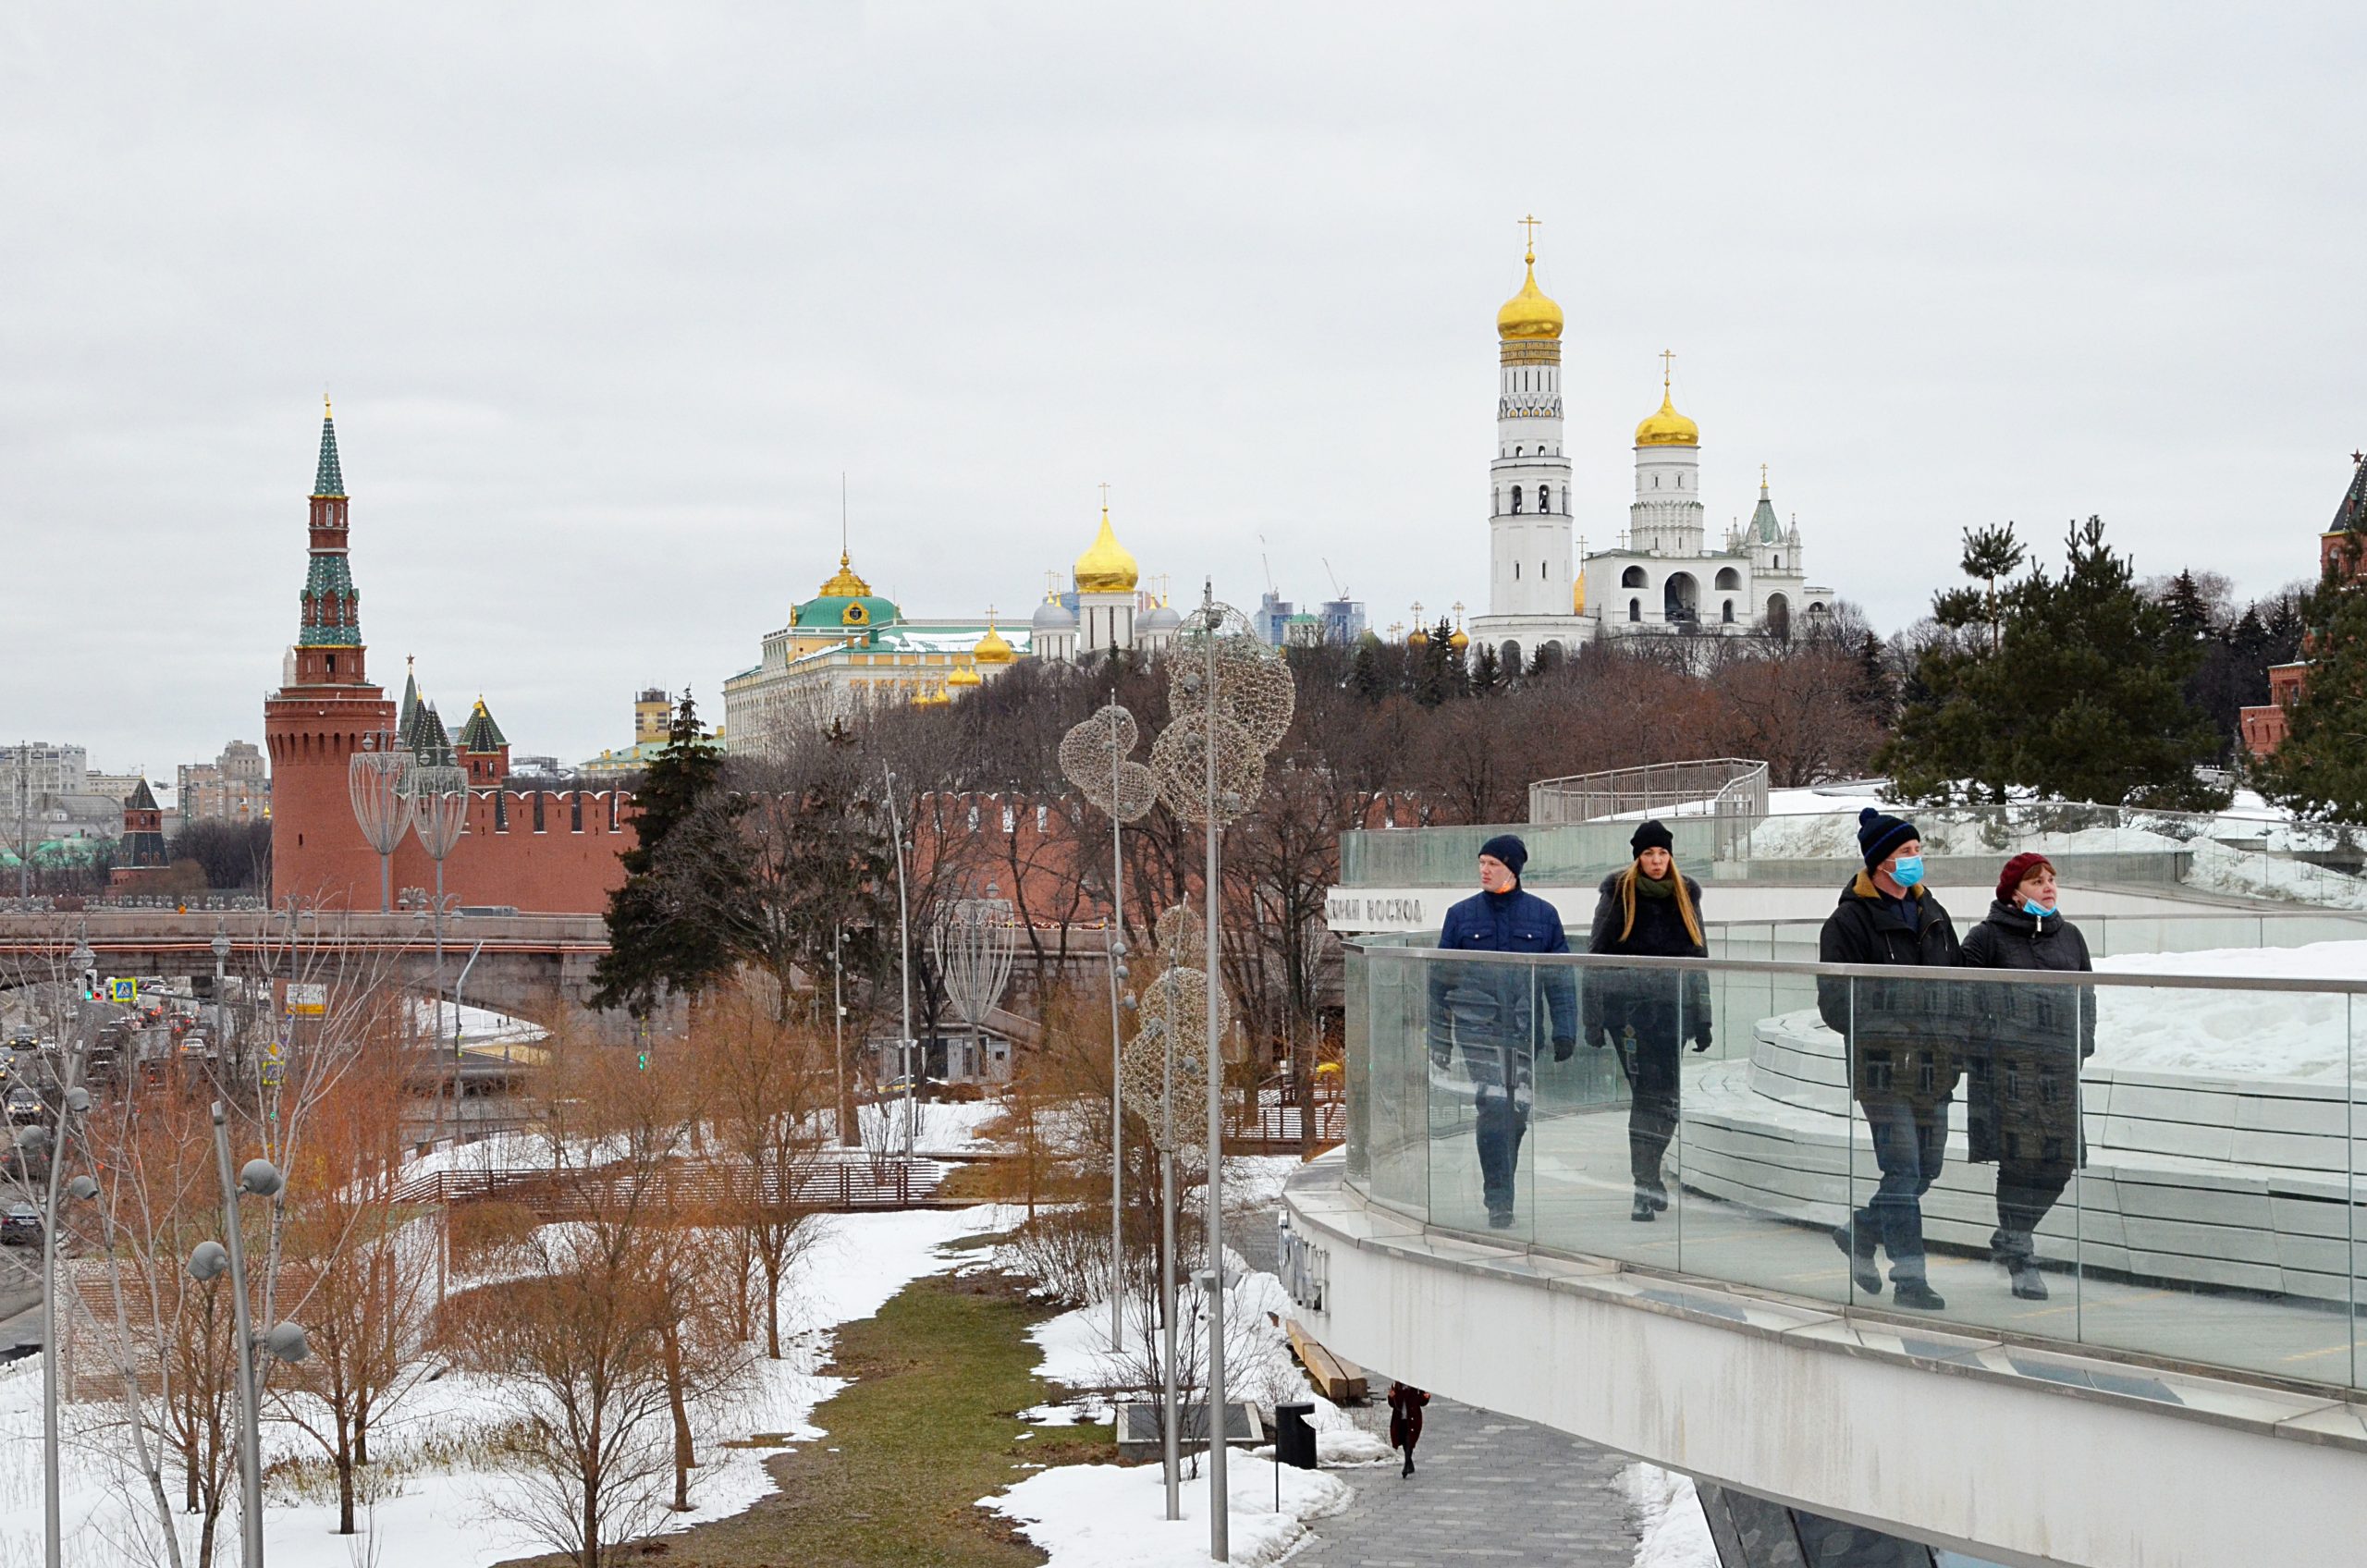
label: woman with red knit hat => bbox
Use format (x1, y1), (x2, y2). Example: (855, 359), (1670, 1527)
(1959, 851), (2096, 1301)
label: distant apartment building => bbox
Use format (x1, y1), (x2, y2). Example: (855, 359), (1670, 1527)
(1, 741), (128, 842)
(178, 739), (271, 824)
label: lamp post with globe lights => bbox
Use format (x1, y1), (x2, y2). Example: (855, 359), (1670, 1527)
(189, 1101), (309, 1568)
(1147, 584), (1293, 1562)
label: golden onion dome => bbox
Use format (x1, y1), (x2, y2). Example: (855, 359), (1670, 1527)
(947, 664), (983, 689)
(1073, 506), (1139, 594)
(1635, 388), (1699, 448)
(1496, 244), (1564, 341)
(1448, 628), (1469, 651)
(1407, 625), (1429, 648)
(816, 551), (872, 598)
(972, 619), (1017, 665)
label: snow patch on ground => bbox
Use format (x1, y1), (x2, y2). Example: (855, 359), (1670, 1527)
(2091, 939), (2367, 1078)
(851, 1096), (1007, 1155)
(1624, 1464), (1719, 1568)
(1021, 1266), (1392, 1466)
(981, 1454), (1351, 1568)
(0, 1207), (1007, 1568)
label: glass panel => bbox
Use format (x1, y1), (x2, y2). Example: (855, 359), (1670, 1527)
(2075, 980), (2353, 1380)
(1365, 949), (1428, 1215)
(1533, 960), (1665, 1265)
(1342, 944), (1369, 1190)
(1922, 963), (2085, 1336)
(1425, 951), (1534, 1238)
(1674, 954), (1852, 1306)
(1835, 969), (1973, 1315)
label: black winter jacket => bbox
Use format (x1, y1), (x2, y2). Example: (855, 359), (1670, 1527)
(1816, 872), (1966, 1106)
(1959, 900), (2096, 1167)
(1582, 870), (1712, 1049)
(1427, 886), (1579, 1089)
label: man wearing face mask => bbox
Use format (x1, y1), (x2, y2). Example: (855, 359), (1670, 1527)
(1960, 852), (2095, 1301)
(1817, 808), (1964, 1310)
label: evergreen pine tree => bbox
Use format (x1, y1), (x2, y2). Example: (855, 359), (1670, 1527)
(2161, 570), (2215, 642)
(592, 691), (742, 1015)
(1883, 518), (2226, 808)
(2256, 537), (2367, 822)
(1350, 637), (1389, 703)
(1470, 642), (1504, 695)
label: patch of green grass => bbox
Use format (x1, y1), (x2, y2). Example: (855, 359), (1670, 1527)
(634, 1268), (1111, 1567)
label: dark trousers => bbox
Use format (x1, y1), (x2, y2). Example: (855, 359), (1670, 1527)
(1614, 1035), (1681, 1192)
(1995, 1159), (2074, 1251)
(1475, 1092), (1529, 1216)
(1855, 1096), (1949, 1281)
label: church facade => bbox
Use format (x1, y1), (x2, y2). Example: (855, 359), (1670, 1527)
(1466, 231), (1836, 668)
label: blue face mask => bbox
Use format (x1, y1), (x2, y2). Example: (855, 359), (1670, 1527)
(1888, 855), (1924, 888)
(2023, 898), (2055, 917)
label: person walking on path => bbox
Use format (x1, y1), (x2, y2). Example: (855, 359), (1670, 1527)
(1584, 819), (1712, 1222)
(1817, 808), (1965, 1310)
(1959, 852), (2096, 1301)
(1429, 835), (1580, 1229)
(1387, 1382), (1430, 1476)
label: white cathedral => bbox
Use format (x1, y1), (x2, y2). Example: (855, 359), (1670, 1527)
(1465, 233), (1836, 667)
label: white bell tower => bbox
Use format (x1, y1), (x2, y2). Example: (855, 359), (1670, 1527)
(1486, 218), (1573, 619)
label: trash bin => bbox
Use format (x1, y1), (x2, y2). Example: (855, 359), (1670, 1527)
(1274, 1402), (1317, 1470)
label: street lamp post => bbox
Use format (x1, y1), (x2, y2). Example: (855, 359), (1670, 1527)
(882, 768), (916, 1159)
(211, 925), (233, 1063)
(188, 1102), (308, 1568)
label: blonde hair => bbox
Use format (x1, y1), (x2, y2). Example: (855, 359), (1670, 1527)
(1616, 857), (1703, 949)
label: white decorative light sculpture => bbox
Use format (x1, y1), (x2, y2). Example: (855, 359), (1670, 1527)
(347, 742), (413, 913)
(1059, 698), (1159, 1354)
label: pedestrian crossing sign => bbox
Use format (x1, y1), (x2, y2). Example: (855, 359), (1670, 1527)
(105, 978), (137, 1005)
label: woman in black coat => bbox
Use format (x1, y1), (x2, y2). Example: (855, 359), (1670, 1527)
(1960, 852), (2096, 1301)
(1584, 820), (1712, 1222)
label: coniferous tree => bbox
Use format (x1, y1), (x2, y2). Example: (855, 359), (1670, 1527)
(1349, 636), (1389, 704)
(2256, 534), (2367, 822)
(1882, 518), (2227, 808)
(592, 692), (742, 1015)
(1470, 643), (1504, 696)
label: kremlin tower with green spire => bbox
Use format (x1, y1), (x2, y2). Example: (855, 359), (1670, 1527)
(264, 399), (399, 907)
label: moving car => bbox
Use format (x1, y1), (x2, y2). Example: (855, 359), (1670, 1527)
(1, 1205), (40, 1247)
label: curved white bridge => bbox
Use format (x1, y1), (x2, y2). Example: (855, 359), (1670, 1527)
(1281, 1152), (2367, 1568)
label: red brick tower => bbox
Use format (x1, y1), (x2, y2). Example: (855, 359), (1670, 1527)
(456, 697), (512, 786)
(264, 401), (398, 908)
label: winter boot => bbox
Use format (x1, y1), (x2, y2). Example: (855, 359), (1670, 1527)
(1833, 1223), (1883, 1296)
(1402, 1452), (1415, 1476)
(1892, 1278), (1947, 1311)
(1631, 1192), (1656, 1222)
(2007, 1256), (2049, 1301)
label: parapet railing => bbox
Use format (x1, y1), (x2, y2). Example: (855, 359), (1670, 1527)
(1343, 940), (2367, 1394)
(1528, 758), (1771, 862)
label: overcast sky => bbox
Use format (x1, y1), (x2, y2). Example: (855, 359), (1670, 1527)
(6, 5), (2362, 776)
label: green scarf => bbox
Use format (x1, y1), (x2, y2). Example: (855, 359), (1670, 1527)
(1635, 873), (1676, 900)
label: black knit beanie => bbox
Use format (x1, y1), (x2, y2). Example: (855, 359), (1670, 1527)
(1857, 807), (1919, 869)
(1478, 834), (1527, 877)
(1630, 819), (1674, 857)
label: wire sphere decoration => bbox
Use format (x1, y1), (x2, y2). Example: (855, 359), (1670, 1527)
(347, 746), (414, 856)
(1153, 900), (1206, 965)
(932, 897), (1018, 1034)
(1169, 600), (1296, 747)
(408, 763), (471, 861)
(1147, 711), (1267, 825)
(1122, 962), (1223, 1150)
(1059, 704), (1159, 822)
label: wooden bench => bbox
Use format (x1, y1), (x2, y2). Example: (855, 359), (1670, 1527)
(1285, 1318), (1367, 1403)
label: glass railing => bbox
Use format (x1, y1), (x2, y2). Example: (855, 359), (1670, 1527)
(1343, 940), (2366, 1391)
(1710, 911), (2367, 965)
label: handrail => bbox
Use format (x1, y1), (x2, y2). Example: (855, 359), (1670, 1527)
(1348, 938), (2367, 994)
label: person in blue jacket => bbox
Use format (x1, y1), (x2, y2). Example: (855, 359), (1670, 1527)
(1428, 834), (1579, 1228)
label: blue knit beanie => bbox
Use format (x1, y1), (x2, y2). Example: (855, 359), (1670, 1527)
(1478, 834), (1527, 877)
(1857, 807), (1919, 869)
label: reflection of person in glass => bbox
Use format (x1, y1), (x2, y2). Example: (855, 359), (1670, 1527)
(1818, 809), (1964, 1310)
(1585, 820), (1711, 1222)
(1429, 835), (1578, 1229)
(1961, 852), (2095, 1301)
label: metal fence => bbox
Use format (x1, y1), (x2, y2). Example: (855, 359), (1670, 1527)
(1527, 758), (1771, 860)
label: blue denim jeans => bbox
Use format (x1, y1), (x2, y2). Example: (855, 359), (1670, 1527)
(1855, 1095), (1949, 1281)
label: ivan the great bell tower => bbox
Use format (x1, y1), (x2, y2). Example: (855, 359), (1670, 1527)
(264, 401), (397, 909)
